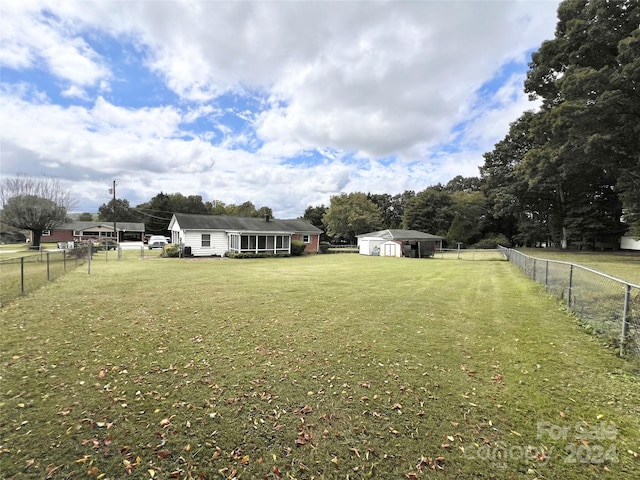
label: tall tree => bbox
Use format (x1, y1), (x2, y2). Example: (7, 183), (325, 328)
(481, 111), (550, 246)
(523, 0), (638, 247)
(256, 206), (274, 219)
(227, 201), (259, 217)
(167, 193), (210, 215)
(368, 192), (414, 229)
(448, 190), (488, 245)
(444, 175), (482, 193)
(98, 198), (138, 222)
(0, 174), (75, 247)
(207, 200), (228, 215)
(135, 192), (173, 234)
(323, 192), (382, 243)
(303, 205), (326, 227)
(402, 185), (453, 237)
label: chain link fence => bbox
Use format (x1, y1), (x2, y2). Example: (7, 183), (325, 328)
(0, 244), (149, 307)
(498, 246), (640, 363)
(433, 248), (505, 261)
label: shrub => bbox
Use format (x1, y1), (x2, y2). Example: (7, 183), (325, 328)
(291, 240), (307, 256)
(225, 252), (288, 259)
(473, 234), (511, 249)
(163, 244), (180, 257)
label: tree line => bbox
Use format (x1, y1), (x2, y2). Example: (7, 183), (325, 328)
(481, 0), (640, 250)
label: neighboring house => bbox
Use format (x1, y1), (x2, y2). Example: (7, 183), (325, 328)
(41, 221), (146, 243)
(168, 213), (322, 257)
(357, 229), (443, 258)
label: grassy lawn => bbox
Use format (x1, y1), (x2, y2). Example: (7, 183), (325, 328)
(517, 249), (640, 286)
(0, 247), (159, 306)
(1, 255), (639, 479)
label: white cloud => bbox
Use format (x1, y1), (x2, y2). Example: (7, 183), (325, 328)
(0, 1), (109, 87)
(61, 85), (89, 100)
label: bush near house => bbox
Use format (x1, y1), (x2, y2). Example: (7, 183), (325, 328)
(290, 239), (307, 256)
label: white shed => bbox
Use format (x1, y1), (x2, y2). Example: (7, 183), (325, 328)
(380, 240), (402, 257)
(357, 229), (444, 257)
(358, 237), (384, 255)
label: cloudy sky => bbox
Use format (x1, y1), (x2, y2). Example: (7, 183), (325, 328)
(1, 0), (561, 218)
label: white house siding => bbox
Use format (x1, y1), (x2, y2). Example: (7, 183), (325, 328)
(358, 238), (384, 255)
(621, 236), (640, 251)
(184, 230), (228, 256)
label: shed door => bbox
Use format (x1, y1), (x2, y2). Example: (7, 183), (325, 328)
(384, 243), (397, 257)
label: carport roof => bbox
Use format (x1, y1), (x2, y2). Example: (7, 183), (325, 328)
(357, 229), (443, 241)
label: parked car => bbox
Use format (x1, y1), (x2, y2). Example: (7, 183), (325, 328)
(148, 235), (168, 250)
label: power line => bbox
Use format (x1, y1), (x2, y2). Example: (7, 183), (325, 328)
(128, 207), (172, 221)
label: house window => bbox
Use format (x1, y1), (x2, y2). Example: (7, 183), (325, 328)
(42, 230), (51, 236)
(229, 234), (240, 251)
(202, 234), (211, 247)
(302, 234), (311, 243)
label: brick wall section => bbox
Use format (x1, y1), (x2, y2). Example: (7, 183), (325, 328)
(292, 233), (320, 253)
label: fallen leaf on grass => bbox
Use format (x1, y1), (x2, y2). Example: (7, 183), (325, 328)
(157, 449), (171, 459)
(45, 464), (63, 478)
(416, 455), (445, 472)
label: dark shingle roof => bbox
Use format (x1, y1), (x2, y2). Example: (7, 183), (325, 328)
(60, 221), (145, 231)
(171, 213), (322, 234)
(357, 229), (443, 241)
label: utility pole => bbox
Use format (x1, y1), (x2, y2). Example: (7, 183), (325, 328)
(109, 180), (117, 243)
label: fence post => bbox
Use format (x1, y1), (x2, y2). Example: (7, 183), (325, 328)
(621, 284), (631, 357)
(47, 252), (50, 281)
(63, 249), (67, 272)
(567, 264), (574, 307)
(544, 260), (549, 286)
(533, 258), (537, 282)
(20, 257), (25, 294)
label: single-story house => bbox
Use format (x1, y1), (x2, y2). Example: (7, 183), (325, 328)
(40, 221), (146, 243)
(357, 229), (444, 258)
(168, 213), (323, 256)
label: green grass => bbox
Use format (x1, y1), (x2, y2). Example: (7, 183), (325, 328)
(0, 247), (158, 306)
(518, 249), (640, 285)
(1, 255), (639, 479)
